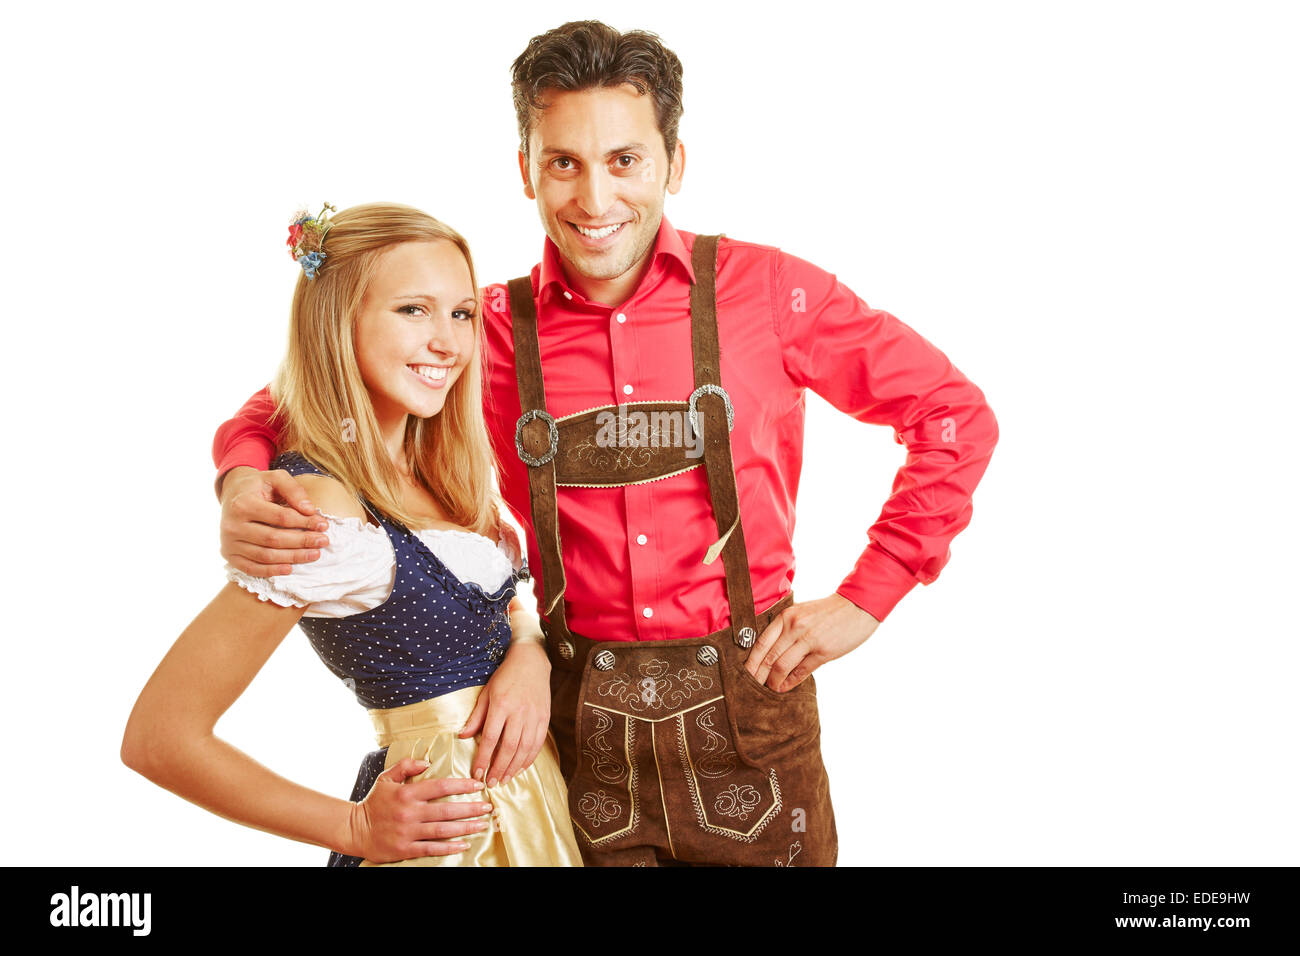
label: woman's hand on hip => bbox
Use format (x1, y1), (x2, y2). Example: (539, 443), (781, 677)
(347, 758), (491, 863)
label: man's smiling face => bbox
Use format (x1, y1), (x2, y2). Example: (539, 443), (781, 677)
(519, 83), (684, 300)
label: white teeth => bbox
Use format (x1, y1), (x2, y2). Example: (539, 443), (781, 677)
(574, 222), (625, 239)
(411, 365), (448, 381)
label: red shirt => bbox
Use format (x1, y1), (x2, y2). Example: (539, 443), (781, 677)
(214, 217), (997, 640)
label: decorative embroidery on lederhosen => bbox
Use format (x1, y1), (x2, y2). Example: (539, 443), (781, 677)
(573, 704), (639, 846)
(553, 402), (703, 489)
(566, 643), (782, 850)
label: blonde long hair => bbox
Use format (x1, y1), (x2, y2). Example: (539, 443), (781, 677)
(270, 202), (504, 537)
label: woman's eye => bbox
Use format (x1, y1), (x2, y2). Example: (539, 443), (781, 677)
(398, 305), (426, 317)
(453, 309), (475, 322)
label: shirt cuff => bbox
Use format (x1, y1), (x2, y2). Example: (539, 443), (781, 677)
(836, 545), (921, 622)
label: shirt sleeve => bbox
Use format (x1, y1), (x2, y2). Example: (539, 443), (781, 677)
(770, 249), (998, 621)
(225, 513), (394, 616)
(212, 385), (281, 498)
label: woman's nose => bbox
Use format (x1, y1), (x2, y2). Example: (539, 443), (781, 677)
(425, 315), (460, 358)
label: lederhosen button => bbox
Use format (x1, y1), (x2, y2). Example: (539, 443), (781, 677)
(697, 644), (719, 666)
(593, 649), (616, 671)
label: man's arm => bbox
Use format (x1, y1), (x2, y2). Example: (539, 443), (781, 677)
(213, 386), (278, 497)
(750, 248), (999, 690)
(213, 386), (329, 576)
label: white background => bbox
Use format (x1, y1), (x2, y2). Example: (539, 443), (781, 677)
(2, 0), (1296, 866)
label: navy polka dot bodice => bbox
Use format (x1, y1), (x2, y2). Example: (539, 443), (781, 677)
(272, 451), (519, 709)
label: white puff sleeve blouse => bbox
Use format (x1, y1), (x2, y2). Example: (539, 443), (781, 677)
(226, 513), (523, 618)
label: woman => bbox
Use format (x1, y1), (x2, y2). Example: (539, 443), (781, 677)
(122, 202), (582, 866)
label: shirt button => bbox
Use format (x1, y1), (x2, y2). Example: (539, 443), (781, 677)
(636, 534), (648, 545)
(563, 291), (573, 300)
(616, 312), (627, 324)
(642, 607), (653, 619)
(623, 384), (634, 395)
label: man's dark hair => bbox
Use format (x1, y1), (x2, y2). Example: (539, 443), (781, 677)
(511, 21), (684, 162)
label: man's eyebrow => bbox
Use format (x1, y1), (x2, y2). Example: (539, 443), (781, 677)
(537, 143), (650, 159)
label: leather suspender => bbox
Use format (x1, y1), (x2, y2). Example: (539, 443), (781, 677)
(687, 235), (759, 647)
(509, 235), (758, 648)
(508, 275), (571, 642)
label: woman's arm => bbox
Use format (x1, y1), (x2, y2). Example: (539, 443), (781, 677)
(457, 595), (552, 787)
(506, 594), (546, 645)
(122, 584), (491, 860)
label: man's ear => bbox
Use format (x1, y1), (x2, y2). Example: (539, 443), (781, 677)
(667, 139), (685, 195)
(518, 150), (536, 200)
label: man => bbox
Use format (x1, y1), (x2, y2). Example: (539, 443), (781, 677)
(214, 20), (997, 866)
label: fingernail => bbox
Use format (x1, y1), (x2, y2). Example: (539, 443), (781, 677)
(475, 768), (485, 781)
(502, 774), (512, 786)
(313, 536), (329, 547)
(487, 777), (498, 788)
(474, 822), (488, 831)
(415, 760), (430, 769)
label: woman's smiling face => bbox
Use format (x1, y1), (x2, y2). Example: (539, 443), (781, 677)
(354, 239), (478, 428)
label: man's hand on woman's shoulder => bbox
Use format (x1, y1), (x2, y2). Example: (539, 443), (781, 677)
(219, 466), (331, 578)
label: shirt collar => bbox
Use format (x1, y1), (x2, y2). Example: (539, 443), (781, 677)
(537, 215), (695, 303)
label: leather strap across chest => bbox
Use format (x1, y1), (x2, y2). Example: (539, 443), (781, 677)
(508, 235), (759, 648)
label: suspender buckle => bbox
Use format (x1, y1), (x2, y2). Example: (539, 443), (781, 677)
(688, 383), (736, 436)
(515, 409), (559, 467)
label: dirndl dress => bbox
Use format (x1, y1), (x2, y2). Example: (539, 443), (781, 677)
(228, 450), (581, 867)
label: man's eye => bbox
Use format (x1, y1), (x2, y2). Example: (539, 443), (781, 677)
(615, 155), (636, 168)
(552, 157), (573, 170)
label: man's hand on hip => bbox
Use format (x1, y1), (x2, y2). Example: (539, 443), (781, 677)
(746, 594), (880, 693)
(220, 466), (330, 577)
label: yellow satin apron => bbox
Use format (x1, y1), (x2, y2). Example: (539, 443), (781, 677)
(359, 684), (582, 867)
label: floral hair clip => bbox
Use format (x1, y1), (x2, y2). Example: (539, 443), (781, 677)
(286, 202), (337, 279)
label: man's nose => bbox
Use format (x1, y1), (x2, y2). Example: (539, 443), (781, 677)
(575, 168), (613, 218)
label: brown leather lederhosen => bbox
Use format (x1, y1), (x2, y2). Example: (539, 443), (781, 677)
(508, 235), (837, 867)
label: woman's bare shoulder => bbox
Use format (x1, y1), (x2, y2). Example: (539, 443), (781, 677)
(294, 474), (369, 522)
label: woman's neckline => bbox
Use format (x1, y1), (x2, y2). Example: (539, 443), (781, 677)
(321, 511), (497, 546)
(412, 525), (498, 546)
(280, 453), (486, 541)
